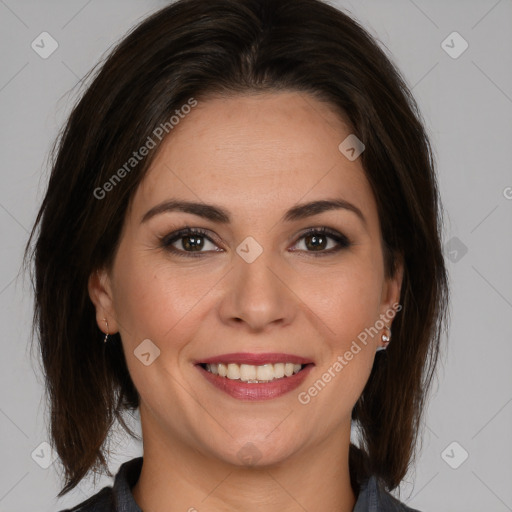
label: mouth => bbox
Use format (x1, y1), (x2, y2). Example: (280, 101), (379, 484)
(194, 353), (315, 401)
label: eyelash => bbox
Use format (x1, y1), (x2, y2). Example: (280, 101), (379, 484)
(160, 226), (351, 258)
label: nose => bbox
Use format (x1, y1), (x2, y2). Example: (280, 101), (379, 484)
(217, 246), (298, 332)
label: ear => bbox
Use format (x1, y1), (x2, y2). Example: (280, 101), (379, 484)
(88, 268), (119, 334)
(379, 253), (404, 321)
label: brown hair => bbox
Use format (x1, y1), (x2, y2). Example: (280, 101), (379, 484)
(25, 0), (449, 497)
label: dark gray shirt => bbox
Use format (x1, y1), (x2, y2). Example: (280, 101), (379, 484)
(60, 457), (421, 512)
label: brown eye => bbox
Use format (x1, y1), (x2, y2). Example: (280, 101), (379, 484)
(303, 232), (329, 251)
(180, 234), (205, 251)
(291, 227), (351, 255)
(162, 227), (222, 258)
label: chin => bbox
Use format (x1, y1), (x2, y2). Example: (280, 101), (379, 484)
(216, 434), (302, 469)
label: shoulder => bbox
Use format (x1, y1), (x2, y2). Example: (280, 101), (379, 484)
(56, 456), (143, 512)
(354, 475), (422, 512)
(57, 485), (113, 511)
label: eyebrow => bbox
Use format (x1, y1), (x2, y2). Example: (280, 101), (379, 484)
(141, 198), (366, 226)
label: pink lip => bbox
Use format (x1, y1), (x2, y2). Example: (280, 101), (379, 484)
(196, 363), (314, 401)
(195, 352), (314, 366)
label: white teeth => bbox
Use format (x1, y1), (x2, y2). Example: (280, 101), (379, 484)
(274, 362), (285, 378)
(204, 362), (304, 382)
(240, 364), (256, 381)
(256, 364), (274, 381)
(227, 363), (240, 379)
(218, 363), (227, 377)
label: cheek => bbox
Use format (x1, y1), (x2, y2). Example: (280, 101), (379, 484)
(300, 258), (383, 344)
(111, 247), (218, 348)
(298, 267), (379, 421)
(110, 253), (211, 401)
(296, 256), (382, 403)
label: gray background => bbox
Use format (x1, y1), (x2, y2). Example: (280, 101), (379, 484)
(1, 0), (511, 510)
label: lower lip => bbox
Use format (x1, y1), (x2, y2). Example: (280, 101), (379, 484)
(196, 364), (314, 401)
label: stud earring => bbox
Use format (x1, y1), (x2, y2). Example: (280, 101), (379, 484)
(376, 325), (391, 352)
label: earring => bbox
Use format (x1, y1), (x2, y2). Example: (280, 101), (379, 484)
(103, 318), (109, 344)
(376, 325), (391, 352)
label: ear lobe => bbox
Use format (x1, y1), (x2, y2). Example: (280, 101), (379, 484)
(88, 269), (118, 333)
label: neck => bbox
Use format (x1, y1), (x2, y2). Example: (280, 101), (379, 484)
(132, 406), (357, 512)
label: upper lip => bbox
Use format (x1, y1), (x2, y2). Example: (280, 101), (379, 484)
(195, 352), (314, 366)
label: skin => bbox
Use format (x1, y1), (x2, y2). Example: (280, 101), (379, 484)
(89, 92), (403, 512)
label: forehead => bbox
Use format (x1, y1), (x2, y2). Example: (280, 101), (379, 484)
(133, 92), (376, 224)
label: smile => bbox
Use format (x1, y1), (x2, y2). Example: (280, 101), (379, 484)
(194, 353), (315, 401)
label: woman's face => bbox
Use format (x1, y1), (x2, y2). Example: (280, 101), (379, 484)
(91, 91), (402, 467)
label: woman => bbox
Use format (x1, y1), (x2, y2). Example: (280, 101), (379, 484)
(25, 0), (449, 510)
